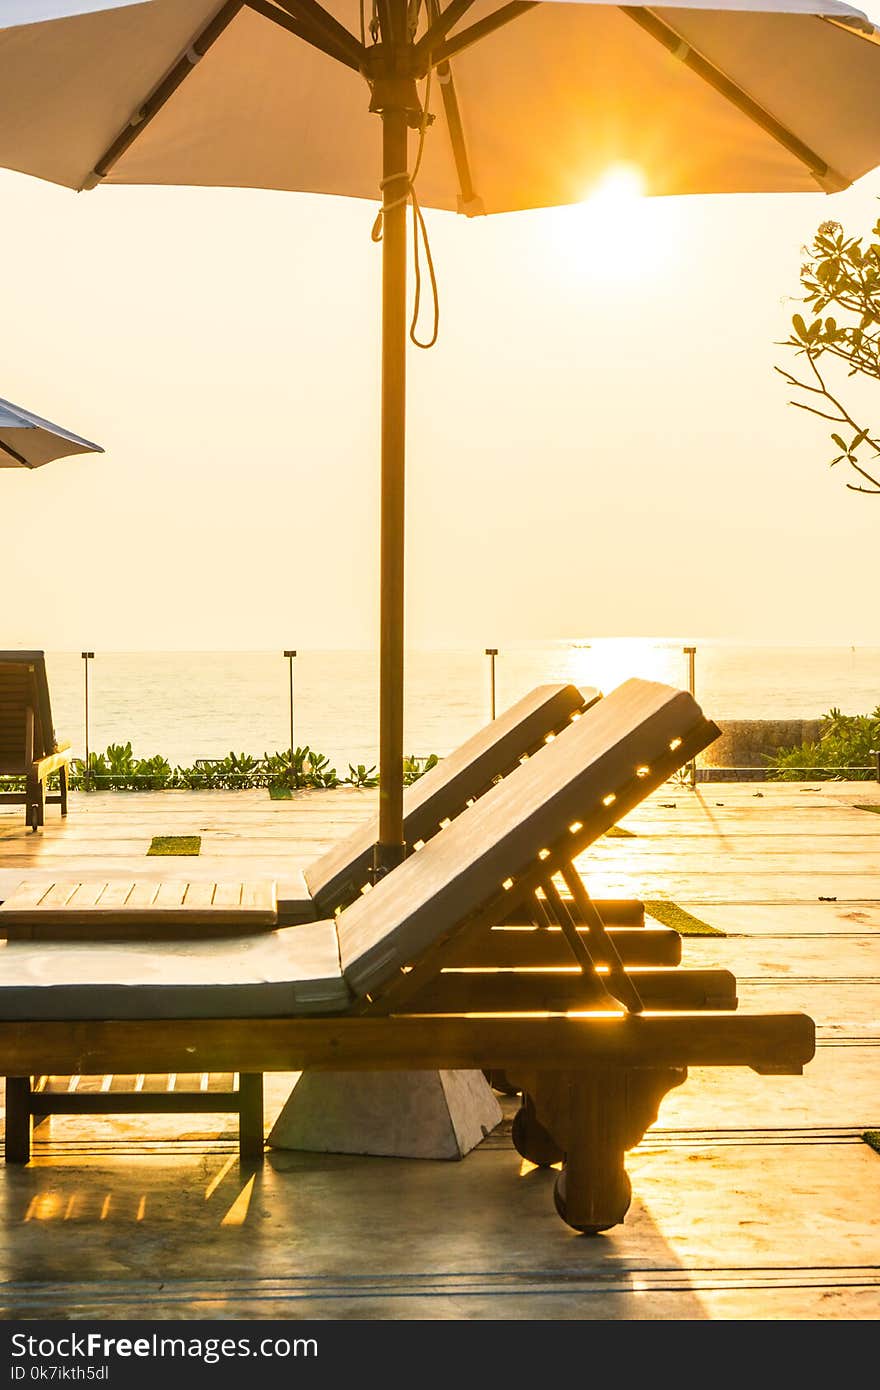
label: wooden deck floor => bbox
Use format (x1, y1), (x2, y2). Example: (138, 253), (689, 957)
(1, 780), (879, 1319)
(2, 778), (878, 904)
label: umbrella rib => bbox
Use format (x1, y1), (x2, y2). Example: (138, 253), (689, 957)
(620, 7), (846, 192)
(436, 62), (481, 212)
(86, 0), (365, 186)
(375, 0), (400, 47)
(429, 1), (539, 66)
(414, 0), (476, 62)
(265, 0), (365, 68)
(425, 0), (482, 214)
(248, 0), (363, 71)
(0, 438), (34, 469)
(85, 0), (246, 186)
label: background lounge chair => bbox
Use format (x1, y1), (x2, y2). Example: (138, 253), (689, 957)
(0, 652), (71, 832)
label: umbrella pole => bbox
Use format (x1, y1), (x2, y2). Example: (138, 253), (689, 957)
(375, 99), (409, 877)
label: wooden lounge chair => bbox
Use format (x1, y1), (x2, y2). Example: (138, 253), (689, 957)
(0, 682), (592, 922)
(0, 651), (71, 832)
(0, 681), (677, 972)
(292, 680), (598, 919)
(0, 679), (815, 1233)
(0, 680), (676, 982)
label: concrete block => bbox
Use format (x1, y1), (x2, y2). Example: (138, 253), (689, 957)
(267, 1069), (503, 1159)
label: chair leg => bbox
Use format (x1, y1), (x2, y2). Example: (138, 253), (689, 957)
(59, 763), (68, 817)
(25, 774), (43, 832)
(535, 1067), (683, 1234)
(5, 1077), (33, 1163)
(553, 1072), (632, 1234)
(238, 1073), (264, 1161)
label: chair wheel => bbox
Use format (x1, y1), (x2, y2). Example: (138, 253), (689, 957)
(553, 1167), (630, 1235)
(511, 1104), (563, 1167)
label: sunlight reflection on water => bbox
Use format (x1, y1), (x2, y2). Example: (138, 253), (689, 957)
(40, 642), (880, 768)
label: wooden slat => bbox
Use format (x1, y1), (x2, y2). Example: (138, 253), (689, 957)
(212, 882), (244, 909)
(306, 683), (590, 912)
(32, 747), (72, 780)
(0, 1012), (817, 1077)
(242, 881), (275, 911)
(39, 882), (79, 909)
(501, 897), (646, 927)
(0, 653), (59, 767)
(153, 881), (190, 909)
(445, 925), (682, 969)
(29, 1091), (242, 1115)
(123, 882), (161, 908)
(408, 967), (738, 1013)
(1, 882), (51, 910)
(68, 883), (107, 909)
(96, 882), (136, 908)
(182, 881), (216, 909)
(0, 878), (278, 937)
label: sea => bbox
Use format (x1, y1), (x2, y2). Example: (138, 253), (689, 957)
(39, 642), (880, 772)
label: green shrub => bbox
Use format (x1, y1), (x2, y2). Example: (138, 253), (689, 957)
(61, 741), (440, 792)
(216, 752), (262, 788)
(403, 752), (439, 785)
(134, 754), (175, 791)
(348, 763), (379, 788)
(262, 745), (339, 790)
(767, 706), (880, 781)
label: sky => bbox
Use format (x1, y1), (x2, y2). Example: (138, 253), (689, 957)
(1, 35), (880, 650)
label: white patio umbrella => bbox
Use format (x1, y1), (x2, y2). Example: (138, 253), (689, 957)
(2, 0), (880, 871)
(0, 1), (148, 25)
(0, 395), (103, 469)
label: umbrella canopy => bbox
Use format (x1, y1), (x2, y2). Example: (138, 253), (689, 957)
(2, 0), (880, 871)
(0, 1), (152, 28)
(0, 395), (103, 469)
(0, 0), (879, 203)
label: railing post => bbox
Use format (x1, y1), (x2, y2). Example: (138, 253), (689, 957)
(283, 650), (296, 761)
(81, 651), (94, 790)
(485, 648), (498, 722)
(683, 646), (696, 788)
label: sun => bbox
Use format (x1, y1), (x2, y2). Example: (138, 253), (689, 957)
(575, 164), (647, 271)
(546, 162), (672, 281)
(565, 639), (672, 695)
(585, 164), (646, 215)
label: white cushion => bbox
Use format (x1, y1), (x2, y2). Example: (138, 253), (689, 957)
(0, 920), (350, 1019)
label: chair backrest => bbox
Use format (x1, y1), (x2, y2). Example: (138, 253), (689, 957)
(0, 652), (57, 775)
(305, 682), (594, 912)
(336, 678), (719, 1000)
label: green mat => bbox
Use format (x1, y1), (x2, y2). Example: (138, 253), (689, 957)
(147, 835), (201, 857)
(854, 804), (880, 815)
(268, 786), (293, 800)
(644, 900), (726, 937)
(863, 1131), (880, 1156)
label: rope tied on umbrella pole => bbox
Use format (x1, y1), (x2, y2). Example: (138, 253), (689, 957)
(370, 66), (440, 350)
